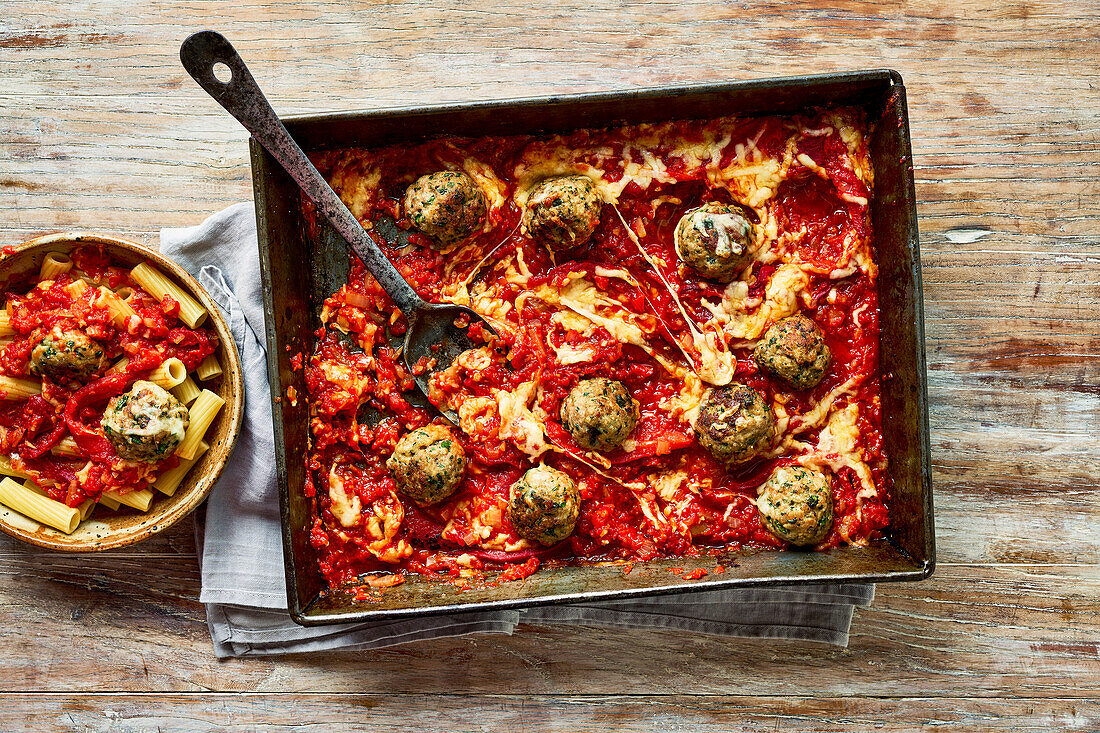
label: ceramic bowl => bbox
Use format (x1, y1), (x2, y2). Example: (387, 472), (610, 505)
(0, 232), (243, 551)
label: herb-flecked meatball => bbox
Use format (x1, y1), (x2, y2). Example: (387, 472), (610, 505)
(674, 202), (754, 282)
(523, 175), (603, 250)
(403, 171), (487, 248)
(101, 380), (189, 463)
(29, 327), (105, 382)
(757, 465), (834, 545)
(694, 384), (776, 468)
(559, 377), (639, 452)
(508, 465), (580, 546)
(754, 314), (831, 389)
(386, 424), (466, 505)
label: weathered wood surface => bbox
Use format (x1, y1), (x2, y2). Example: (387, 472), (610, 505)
(0, 555), (1097, 698)
(1, 0), (1098, 729)
(10, 695), (1100, 733)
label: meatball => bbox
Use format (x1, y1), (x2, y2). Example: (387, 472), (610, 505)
(508, 465), (580, 546)
(29, 327), (105, 382)
(754, 314), (831, 389)
(523, 175), (603, 250)
(674, 202), (753, 282)
(757, 465), (834, 545)
(694, 384), (775, 467)
(101, 380), (189, 463)
(386, 424), (466, 505)
(403, 171), (487, 248)
(559, 377), (639, 452)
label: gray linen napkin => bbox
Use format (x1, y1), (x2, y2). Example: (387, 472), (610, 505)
(161, 204), (874, 658)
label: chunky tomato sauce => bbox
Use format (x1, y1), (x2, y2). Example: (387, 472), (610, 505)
(305, 108), (891, 591)
(0, 247), (216, 506)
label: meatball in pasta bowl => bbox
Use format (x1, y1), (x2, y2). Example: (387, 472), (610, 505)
(0, 233), (243, 551)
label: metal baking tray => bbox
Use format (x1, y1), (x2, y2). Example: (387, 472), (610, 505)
(251, 70), (934, 626)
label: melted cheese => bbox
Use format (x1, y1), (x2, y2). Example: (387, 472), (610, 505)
(327, 465), (361, 528)
(552, 343), (598, 365)
(494, 381), (551, 458)
(716, 263), (810, 341)
(461, 156), (509, 216)
(329, 159), (381, 220)
(659, 372), (708, 426)
(799, 403), (878, 504)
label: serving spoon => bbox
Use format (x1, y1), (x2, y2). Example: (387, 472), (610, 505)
(179, 30), (493, 425)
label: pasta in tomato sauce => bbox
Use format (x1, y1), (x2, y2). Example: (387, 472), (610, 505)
(0, 247), (222, 530)
(304, 107), (891, 590)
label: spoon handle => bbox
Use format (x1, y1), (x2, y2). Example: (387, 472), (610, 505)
(180, 30), (424, 316)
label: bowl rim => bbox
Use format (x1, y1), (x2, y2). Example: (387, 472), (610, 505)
(0, 231), (244, 552)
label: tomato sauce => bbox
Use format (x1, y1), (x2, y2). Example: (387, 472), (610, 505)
(305, 108), (892, 590)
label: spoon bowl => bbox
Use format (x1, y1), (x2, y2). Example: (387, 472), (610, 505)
(404, 302), (496, 424)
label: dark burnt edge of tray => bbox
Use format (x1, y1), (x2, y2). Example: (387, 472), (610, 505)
(253, 70), (933, 626)
(868, 76), (935, 578)
(298, 541), (924, 626)
(251, 137), (320, 623)
(280, 70), (903, 151)
(885, 79), (936, 575)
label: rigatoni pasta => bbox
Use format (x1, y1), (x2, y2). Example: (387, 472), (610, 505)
(97, 495), (121, 511)
(0, 375), (41, 400)
(0, 455), (32, 480)
(171, 375), (202, 406)
(51, 437), (81, 458)
(176, 390), (224, 461)
(130, 262), (208, 329)
(39, 252), (73, 281)
(195, 354), (222, 381)
(97, 287), (138, 329)
(0, 477), (79, 533)
(153, 441), (208, 497)
(148, 357), (187, 389)
(103, 488), (154, 512)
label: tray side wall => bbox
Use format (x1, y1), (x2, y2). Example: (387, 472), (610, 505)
(868, 82), (936, 569)
(252, 141), (323, 619)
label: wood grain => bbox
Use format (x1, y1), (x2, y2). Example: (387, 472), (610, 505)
(0, 550), (1096, 700)
(12, 695), (1100, 732)
(1, 0), (1098, 728)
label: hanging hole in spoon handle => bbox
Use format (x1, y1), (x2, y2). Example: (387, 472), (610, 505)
(179, 31), (277, 138)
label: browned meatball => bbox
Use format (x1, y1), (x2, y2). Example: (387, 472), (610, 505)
(101, 380), (189, 463)
(30, 327), (105, 382)
(757, 465), (834, 545)
(674, 202), (754, 282)
(694, 384), (775, 467)
(559, 377), (639, 451)
(386, 425), (466, 505)
(403, 171), (487, 248)
(508, 465), (580, 546)
(523, 175), (603, 250)
(754, 314), (831, 389)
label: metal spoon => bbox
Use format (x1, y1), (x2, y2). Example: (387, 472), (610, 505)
(179, 30), (492, 425)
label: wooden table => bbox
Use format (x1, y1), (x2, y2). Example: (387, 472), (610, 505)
(2, 1), (1098, 729)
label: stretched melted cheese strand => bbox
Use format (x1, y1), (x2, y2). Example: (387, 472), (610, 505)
(584, 262), (702, 377)
(543, 433), (642, 493)
(611, 205), (734, 385)
(545, 276), (682, 380)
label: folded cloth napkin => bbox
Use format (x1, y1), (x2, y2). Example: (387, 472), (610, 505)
(161, 204), (874, 658)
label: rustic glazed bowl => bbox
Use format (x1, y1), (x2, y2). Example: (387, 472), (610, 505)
(0, 232), (243, 551)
